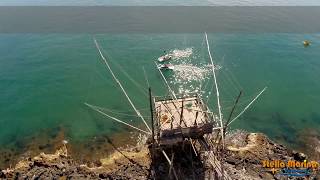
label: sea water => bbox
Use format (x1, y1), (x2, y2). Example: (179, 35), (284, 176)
(0, 0), (320, 168)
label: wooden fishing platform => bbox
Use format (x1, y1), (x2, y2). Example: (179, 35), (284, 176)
(92, 37), (265, 179)
(152, 94), (217, 146)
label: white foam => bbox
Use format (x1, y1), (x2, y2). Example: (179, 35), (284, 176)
(171, 63), (211, 95)
(174, 64), (210, 82)
(170, 48), (193, 59)
(158, 47), (221, 95)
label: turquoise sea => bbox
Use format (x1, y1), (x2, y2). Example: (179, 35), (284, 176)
(1, 34), (319, 164)
(1, 0), (320, 168)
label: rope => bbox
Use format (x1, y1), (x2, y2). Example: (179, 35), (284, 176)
(95, 106), (151, 118)
(142, 66), (150, 88)
(154, 61), (191, 127)
(100, 47), (148, 97)
(227, 87), (267, 126)
(93, 38), (152, 133)
(155, 62), (177, 100)
(85, 103), (150, 134)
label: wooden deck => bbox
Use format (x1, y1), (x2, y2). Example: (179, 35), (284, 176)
(154, 95), (215, 145)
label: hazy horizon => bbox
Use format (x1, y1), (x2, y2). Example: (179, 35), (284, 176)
(0, 0), (320, 6)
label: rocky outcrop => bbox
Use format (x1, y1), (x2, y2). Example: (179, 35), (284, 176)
(0, 145), (99, 179)
(224, 130), (319, 179)
(224, 131), (291, 179)
(1, 130), (319, 179)
(1, 144), (151, 179)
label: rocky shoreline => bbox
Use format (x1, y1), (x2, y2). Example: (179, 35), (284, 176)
(1, 130), (319, 179)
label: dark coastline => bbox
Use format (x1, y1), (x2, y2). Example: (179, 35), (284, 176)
(1, 130), (319, 179)
(0, 126), (139, 170)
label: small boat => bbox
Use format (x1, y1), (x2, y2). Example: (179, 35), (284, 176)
(303, 40), (310, 47)
(158, 54), (172, 62)
(158, 64), (174, 70)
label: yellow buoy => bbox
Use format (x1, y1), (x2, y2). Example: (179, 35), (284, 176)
(303, 40), (310, 47)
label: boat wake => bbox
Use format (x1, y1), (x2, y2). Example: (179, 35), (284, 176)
(169, 63), (222, 94)
(173, 64), (210, 82)
(157, 48), (193, 62)
(170, 48), (193, 59)
(157, 47), (221, 95)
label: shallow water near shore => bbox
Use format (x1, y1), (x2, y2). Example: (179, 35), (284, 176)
(0, 33), (320, 168)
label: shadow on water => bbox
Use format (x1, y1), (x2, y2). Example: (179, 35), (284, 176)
(150, 142), (205, 180)
(271, 112), (299, 146)
(295, 127), (320, 161)
(240, 111), (303, 150)
(246, 111), (320, 160)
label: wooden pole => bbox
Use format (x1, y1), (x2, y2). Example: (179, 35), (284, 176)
(190, 139), (198, 157)
(215, 91), (243, 144)
(225, 91), (242, 132)
(162, 150), (179, 180)
(189, 141), (196, 180)
(180, 100), (184, 125)
(149, 88), (157, 180)
(168, 153), (175, 178)
(204, 33), (224, 148)
(220, 91), (241, 180)
(155, 62), (177, 100)
(149, 88), (155, 144)
(155, 61), (188, 127)
(171, 100), (187, 127)
(194, 111), (199, 126)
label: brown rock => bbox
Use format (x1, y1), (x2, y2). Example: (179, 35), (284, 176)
(259, 172), (274, 179)
(293, 151), (307, 161)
